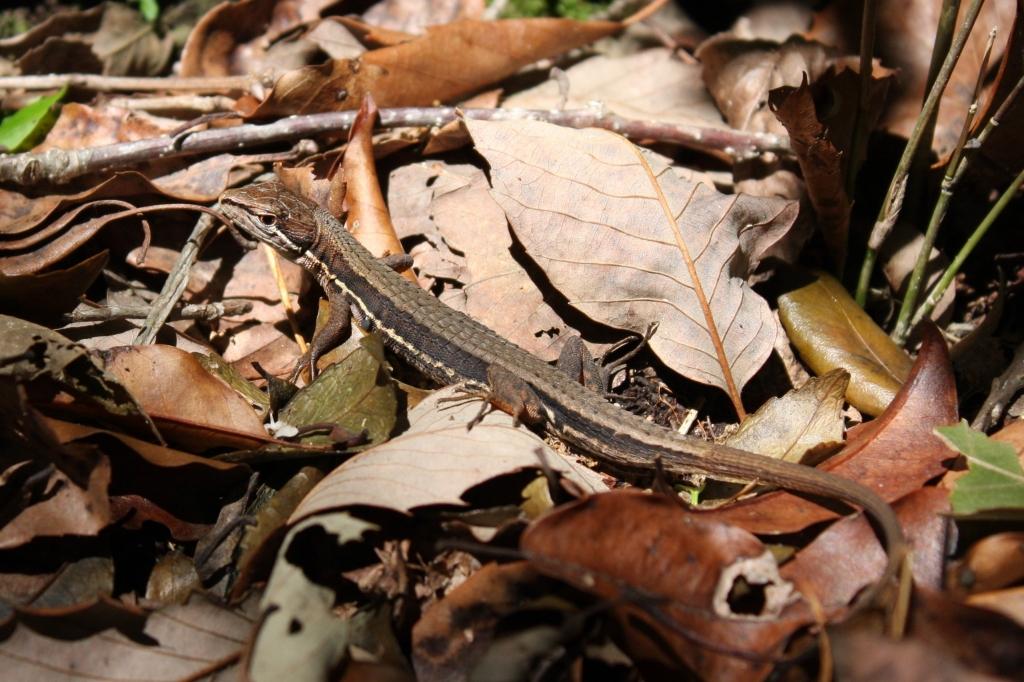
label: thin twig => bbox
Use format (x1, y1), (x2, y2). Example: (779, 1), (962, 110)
(133, 212), (219, 345)
(0, 73), (263, 93)
(972, 339), (1024, 431)
(64, 300), (252, 323)
(845, 0), (877, 205)
(854, 0), (985, 305)
(0, 107), (790, 186)
(891, 27), (996, 345)
(911, 166), (1024, 329)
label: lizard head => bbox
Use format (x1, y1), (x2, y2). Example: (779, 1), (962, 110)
(220, 180), (318, 259)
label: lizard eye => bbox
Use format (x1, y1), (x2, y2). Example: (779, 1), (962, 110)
(259, 213), (277, 228)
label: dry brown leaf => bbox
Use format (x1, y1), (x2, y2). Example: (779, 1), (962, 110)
(343, 95), (418, 284)
(179, 0), (328, 77)
(388, 161), (581, 359)
(247, 17), (621, 117)
(966, 587), (1024, 627)
(704, 324), (957, 534)
(724, 369), (848, 464)
(521, 490), (811, 680)
(503, 47), (726, 129)
(468, 118), (800, 410)
(950, 532), (1024, 595)
(0, 457), (111, 550)
(696, 34), (832, 134)
(0, 594), (255, 680)
(880, 221), (956, 325)
(288, 386), (607, 524)
(99, 344), (269, 449)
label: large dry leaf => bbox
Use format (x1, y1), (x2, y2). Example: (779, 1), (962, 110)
(288, 386), (607, 523)
(467, 118), (800, 405)
(520, 490), (811, 680)
(778, 270), (913, 416)
(247, 17), (621, 117)
(0, 594), (255, 680)
(389, 161), (584, 359)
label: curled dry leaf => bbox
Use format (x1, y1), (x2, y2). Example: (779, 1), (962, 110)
(951, 532), (1024, 595)
(468, 118), (800, 409)
(725, 369), (848, 465)
(705, 324), (957, 534)
(287, 386), (606, 524)
(0, 594), (255, 680)
(343, 94), (418, 284)
(520, 489), (811, 680)
(0, 250), (107, 326)
(246, 17), (621, 117)
(696, 34), (831, 134)
(778, 270), (913, 416)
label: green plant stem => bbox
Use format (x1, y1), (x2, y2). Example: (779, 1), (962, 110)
(854, 0), (985, 306)
(891, 28), (995, 345)
(911, 166), (1024, 329)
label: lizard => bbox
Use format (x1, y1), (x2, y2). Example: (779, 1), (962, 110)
(219, 179), (907, 616)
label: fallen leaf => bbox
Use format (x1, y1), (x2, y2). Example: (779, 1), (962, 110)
(248, 512), (377, 680)
(966, 587), (1024, 628)
(725, 369), (848, 464)
(0, 250), (107, 326)
(950, 532), (1024, 595)
(520, 489), (810, 680)
(937, 421), (1024, 516)
(278, 335), (398, 446)
(247, 17), (621, 116)
(696, 34), (831, 134)
(704, 323), (957, 534)
(99, 344), (270, 449)
(343, 94), (418, 284)
(0, 594), (255, 680)
(468, 118), (800, 411)
(778, 270), (913, 415)
(288, 385), (607, 523)
(503, 47), (726, 130)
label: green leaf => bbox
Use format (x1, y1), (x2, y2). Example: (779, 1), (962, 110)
(137, 0), (160, 23)
(937, 420), (1024, 515)
(0, 86), (67, 152)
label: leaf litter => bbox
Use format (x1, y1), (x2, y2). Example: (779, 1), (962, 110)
(1, 0), (1023, 680)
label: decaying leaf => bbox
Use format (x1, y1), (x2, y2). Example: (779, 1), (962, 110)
(521, 489), (810, 680)
(468, 118), (801, 411)
(778, 270), (913, 415)
(277, 335), (397, 446)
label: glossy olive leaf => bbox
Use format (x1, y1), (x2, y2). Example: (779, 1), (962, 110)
(0, 86), (66, 152)
(468, 118), (800, 411)
(247, 512), (377, 681)
(279, 335), (397, 446)
(725, 369), (848, 465)
(778, 271), (912, 416)
(937, 421), (1024, 516)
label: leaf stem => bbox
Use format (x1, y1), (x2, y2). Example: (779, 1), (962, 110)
(854, 0), (985, 306)
(891, 28), (995, 345)
(910, 166), (1024, 329)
